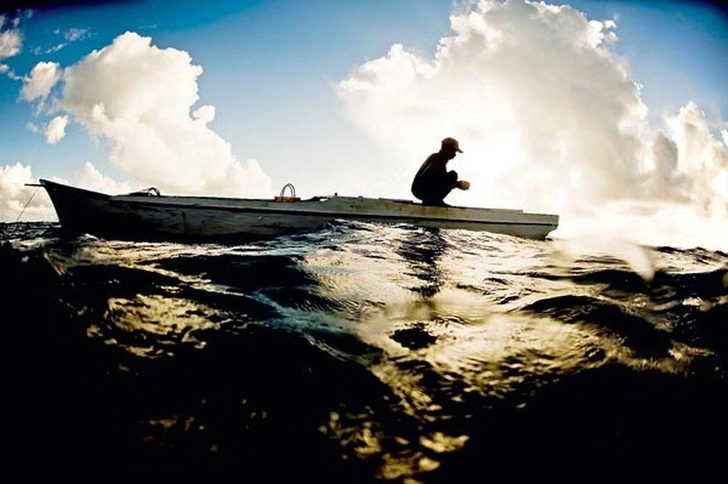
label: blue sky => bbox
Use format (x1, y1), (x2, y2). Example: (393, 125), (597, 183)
(1, 0), (727, 249)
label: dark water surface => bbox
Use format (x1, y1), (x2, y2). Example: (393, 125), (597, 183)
(2, 221), (726, 481)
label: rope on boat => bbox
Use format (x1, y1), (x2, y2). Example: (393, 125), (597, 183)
(16, 185), (40, 222)
(274, 182), (300, 202)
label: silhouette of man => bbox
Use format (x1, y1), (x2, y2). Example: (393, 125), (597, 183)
(411, 137), (470, 206)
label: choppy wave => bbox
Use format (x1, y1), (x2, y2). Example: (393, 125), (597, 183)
(2, 221), (726, 481)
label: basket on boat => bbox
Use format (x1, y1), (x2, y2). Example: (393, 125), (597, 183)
(274, 183), (300, 202)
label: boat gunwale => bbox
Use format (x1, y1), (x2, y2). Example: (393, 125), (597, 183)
(108, 196), (559, 227)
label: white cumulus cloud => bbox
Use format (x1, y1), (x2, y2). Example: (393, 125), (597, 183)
(0, 19), (22, 75)
(44, 115), (68, 144)
(75, 161), (134, 194)
(0, 163), (55, 222)
(64, 27), (87, 42)
(20, 61), (61, 102)
(54, 31), (273, 197)
(659, 102), (728, 218)
(193, 104), (215, 124)
(0, 25), (22, 60)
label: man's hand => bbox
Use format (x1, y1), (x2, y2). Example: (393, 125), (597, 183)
(457, 180), (470, 190)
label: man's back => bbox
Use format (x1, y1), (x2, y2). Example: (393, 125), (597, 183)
(411, 152), (447, 200)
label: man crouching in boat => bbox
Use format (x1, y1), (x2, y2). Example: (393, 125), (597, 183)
(411, 137), (470, 207)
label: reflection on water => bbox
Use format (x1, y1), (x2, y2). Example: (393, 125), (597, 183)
(96, 295), (222, 356)
(396, 227), (449, 298)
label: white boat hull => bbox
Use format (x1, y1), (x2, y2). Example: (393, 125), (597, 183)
(38, 179), (559, 242)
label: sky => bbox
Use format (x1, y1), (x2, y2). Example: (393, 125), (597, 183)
(1, 0), (726, 251)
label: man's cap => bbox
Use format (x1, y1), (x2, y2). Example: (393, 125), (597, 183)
(441, 137), (463, 153)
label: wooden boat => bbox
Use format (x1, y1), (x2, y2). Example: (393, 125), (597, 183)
(35, 179), (559, 242)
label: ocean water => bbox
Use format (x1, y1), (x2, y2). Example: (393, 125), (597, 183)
(2, 220), (727, 481)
